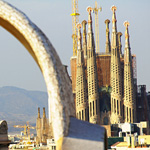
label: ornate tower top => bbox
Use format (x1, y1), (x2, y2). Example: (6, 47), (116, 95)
(77, 23), (82, 52)
(124, 21), (130, 39)
(118, 32), (122, 37)
(82, 20), (87, 26)
(43, 107), (46, 118)
(87, 6), (94, 50)
(124, 21), (130, 28)
(111, 5), (118, 47)
(111, 5), (117, 12)
(38, 107), (40, 118)
(105, 19), (111, 53)
(105, 19), (110, 25)
(77, 23), (82, 29)
(87, 6), (93, 23)
(82, 20), (87, 57)
(87, 6), (93, 13)
(82, 20), (87, 36)
(124, 21), (130, 49)
(82, 20), (87, 35)
(105, 19), (110, 32)
(111, 5), (117, 23)
(77, 23), (83, 66)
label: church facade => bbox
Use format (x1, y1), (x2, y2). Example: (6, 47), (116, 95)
(70, 5), (137, 125)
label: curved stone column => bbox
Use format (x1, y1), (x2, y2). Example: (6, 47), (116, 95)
(0, 0), (75, 146)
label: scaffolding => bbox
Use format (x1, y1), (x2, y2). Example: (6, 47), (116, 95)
(71, 0), (80, 56)
(92, 1), (102, 53)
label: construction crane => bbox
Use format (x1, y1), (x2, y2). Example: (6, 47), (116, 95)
(92, 1), (102, 53)
(14, 122), (35, 140)
(14, 124), (27, 136)
(71, 0), (80, 56)
(26, 121), (35, 140)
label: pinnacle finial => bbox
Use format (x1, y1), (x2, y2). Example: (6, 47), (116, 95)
(124, 21), (130, 39)
(77, 23), (82, 30)
(43, 107), (46, 118)
(105, 19), (110, 31)
(87, 6), (93, 23)
(38, 107), (40, 118)
(124, 21), (130, 28)
(105, 19), (110, 24)
(82, 20), (87, 25)
(111, 5), (117, 12)
(77, 23), (82, 50)
(87, 6), (93, 13)
(111, 5), (117, 24)
(82, 20), (87, 34)
(118, 32), (122, 37)
(105, 19), (111, 53)
(82, 20), (87, 57)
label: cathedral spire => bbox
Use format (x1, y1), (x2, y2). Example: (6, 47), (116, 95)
(118, 32), (122, 55)
(124, 21), (131, 64)
(105, 19), (111, 53)
(36, 107), (41, 144)
(124, 21), (130, 51)
(76, 23), (88, 121)
(82, 20), (87, 58)
(86, 6), (100, 124)
(111, 6), (118, 47)
(38, 107), (40, 118)
(123, 21), (136, 123)
(42, 108), (48, 143)
(87, 7), (92, 28)
(43, 107), (46, 119)
(110, 5), (123, 124)
(87, 6), (95, 51)
(77, 23), (82, 52)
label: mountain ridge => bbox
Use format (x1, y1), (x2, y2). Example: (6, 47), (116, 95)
(0, 86), (48, 133)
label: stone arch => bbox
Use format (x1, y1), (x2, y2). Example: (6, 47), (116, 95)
(0, 0), (75, 144)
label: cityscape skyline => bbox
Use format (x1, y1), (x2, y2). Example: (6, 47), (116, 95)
(0, 1), (150, 149)
(0, 0), (149, 92)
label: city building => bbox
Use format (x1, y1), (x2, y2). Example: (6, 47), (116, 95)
(137, 85), (150, 123)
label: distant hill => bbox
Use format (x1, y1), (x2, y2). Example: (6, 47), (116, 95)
(0, 86), (48, 134)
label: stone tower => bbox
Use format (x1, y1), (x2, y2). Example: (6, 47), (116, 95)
(87, 7), (100, 124)
(110, 6), (123, 124)
(123, 21), (136, 123)
(41, 107), (48, 143)
(118, 32), (123, 56)
(76, 23), (88, 121)
(36, 107), (41, 144)
(105, 19), (111, 53)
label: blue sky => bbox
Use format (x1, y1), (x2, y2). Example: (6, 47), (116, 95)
(0, 0), (150, 92)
